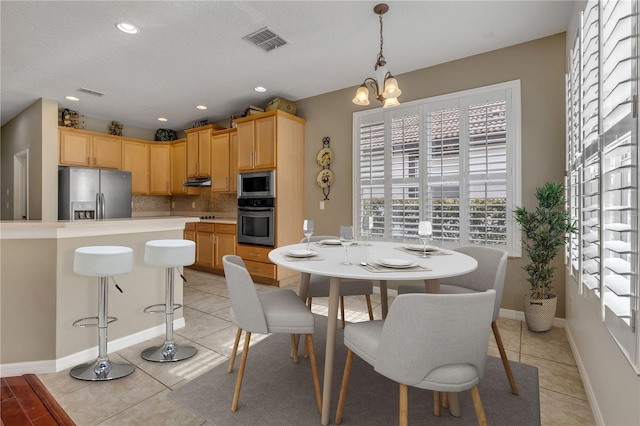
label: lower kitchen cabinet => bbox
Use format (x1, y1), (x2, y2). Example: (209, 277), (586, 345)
(214, 223), (236, 269)
(194, 223), (215, 268)
(236, 244), (276, 280)
(185, 222), (236, 273)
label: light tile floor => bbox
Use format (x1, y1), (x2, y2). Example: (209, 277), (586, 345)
(38, 269), (596, 425)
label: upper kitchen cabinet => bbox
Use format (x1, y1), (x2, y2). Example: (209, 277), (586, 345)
(59, 127), (121, 169)
(121, 139), (149, 195)
(211, 129), (238, 192)
(235, 110), (306, 173)
(148, 143), (171, 195)
(236, 114), (276, 171)
(184, 124), (224, 178)
(170, 139), (200, 195)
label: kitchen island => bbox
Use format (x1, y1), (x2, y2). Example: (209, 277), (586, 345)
(0, 216), (198, 375)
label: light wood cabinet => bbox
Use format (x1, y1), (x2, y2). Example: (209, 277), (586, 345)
(170, 140), (200, 195)
(184, 222), (196, 242)
(234, 110), (306, 285)
(211, 129), (238, 192)
(214, 223), (236, 269)
(149, 143), (171, 195)
(185, 125), (223, 178)
(121, 140), (149, 195)
(236, 115), (276, 171)
(229, 131), (238, 192)
(192, 222), (236, 271)
(59, 128), (121, 169)
(194, 223), (215, 268)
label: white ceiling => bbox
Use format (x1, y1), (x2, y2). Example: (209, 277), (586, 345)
(1, 1), (576, 131)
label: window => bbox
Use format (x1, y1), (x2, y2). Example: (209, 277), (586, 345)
(353, 80), (521, 256)
(565, 0), (638, 368)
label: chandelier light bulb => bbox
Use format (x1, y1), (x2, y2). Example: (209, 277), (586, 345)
(382, 76), (402, 98)
(383, 97), (400, 108)
(353, 84), (371, 106)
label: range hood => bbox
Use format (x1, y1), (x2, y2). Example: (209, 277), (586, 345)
(183, 177), (211, 187)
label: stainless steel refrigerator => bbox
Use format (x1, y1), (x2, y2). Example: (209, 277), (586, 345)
(58, 166), (132, 220)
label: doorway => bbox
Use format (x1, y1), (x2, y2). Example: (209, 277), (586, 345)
(13, 149), (28, 220)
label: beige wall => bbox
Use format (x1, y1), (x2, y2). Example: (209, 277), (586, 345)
(296, 33), (568, 316)
(1, 98), (58, 221)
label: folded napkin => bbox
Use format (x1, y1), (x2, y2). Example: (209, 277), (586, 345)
(359, 262), (431, 273)
(394, 246), (451, 257)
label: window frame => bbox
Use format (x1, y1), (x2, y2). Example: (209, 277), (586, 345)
(352, 80), (522, 257)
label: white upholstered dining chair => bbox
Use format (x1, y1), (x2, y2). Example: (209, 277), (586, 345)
(335, 290), (496, 426)
(302, 236), (374, 328)
(397, 245), (518, 395)
(223, 255), (322, 413)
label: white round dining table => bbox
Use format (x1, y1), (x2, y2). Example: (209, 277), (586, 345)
(269, 241), (478, 426)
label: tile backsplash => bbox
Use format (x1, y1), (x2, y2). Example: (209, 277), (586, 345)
(133, 192), (237, 215)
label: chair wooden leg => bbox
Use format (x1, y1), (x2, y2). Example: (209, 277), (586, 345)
(365, 294), (374, 320)
(442, 391), (449, 408)
(335, 349), (355, 424)
(448, 392), (461, 417)
(399, 383), (408, 426)
(492, 321), (519, 395)
(228, 327), (242, 373)
(231, 331), (251, 412)
(340, 296), (346, 329)
(306, 334), (322, 414)
(433, 391), (441, 416)
(470, 385), (488, 426)
(290, 334), (299, 363)
(303, 299), (311, 359)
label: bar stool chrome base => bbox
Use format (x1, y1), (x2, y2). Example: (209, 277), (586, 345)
(70, 357), (135, 381)
(141, 342), (198, 362)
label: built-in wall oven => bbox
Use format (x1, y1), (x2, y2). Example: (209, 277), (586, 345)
(237, 197), (275, 247)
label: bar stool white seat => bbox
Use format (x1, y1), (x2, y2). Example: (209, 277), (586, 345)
(142, 239), (197, 362)
(71, 246), (134, 381)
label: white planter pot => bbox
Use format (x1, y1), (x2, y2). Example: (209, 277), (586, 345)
(523, 294), (557, 332)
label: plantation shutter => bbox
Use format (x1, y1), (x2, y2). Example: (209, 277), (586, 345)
(358, 113), (385, 238)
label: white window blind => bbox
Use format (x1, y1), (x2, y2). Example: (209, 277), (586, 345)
(353, 81), (521, 255)
(565, 0), (638, 368)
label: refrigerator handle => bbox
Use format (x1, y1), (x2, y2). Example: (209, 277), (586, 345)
(95, 193), (101, 219)
(101, 193), (106, 219)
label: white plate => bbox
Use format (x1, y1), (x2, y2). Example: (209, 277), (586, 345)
(319, 239), (342, 245)
(286, 249), (317, 258)
(377, 258), (417, 268)
(403, 244), (438, 252)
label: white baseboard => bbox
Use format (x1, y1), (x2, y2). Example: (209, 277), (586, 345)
(565, 325), (604, 425)
(374, 287), (567, 328)
(0, 318), (185, 377)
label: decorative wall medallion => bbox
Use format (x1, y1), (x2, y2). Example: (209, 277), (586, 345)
(316, 169), (334, 188)
(316, 147), (334, 167)
(317, 136), (333, 200)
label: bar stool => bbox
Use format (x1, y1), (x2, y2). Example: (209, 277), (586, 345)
(70, 246), (134, 381)
(141, 239), (197, 362)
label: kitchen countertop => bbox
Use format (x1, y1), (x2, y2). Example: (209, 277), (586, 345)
(0, 216), (200, 239)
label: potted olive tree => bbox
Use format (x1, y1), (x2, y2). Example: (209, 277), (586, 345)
(514, 182), (577, 332)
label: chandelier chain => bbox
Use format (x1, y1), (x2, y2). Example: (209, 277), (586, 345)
(375, 12), (386, 70)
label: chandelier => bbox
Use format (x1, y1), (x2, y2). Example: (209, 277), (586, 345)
(352, 3), (402, 108)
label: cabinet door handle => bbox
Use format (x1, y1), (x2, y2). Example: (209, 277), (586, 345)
(87, 156), (90, 164)
(93, 157), (96, 165)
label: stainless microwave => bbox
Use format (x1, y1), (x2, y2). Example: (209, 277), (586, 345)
(238, 170), (276, 198)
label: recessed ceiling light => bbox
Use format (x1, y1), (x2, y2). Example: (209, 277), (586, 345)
(65, 96), (80, 101)
(254, 86), (267, 93)
(196, 105), (207, 110)
(116, 22), (139, 34)
(158, 117), (168, 122)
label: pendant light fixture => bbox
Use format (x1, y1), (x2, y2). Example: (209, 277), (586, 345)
(352, 3), (402, 108)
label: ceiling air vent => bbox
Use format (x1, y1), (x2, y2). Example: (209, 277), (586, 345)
(243, 27), (288, 52)
(78, 87), (106, 97)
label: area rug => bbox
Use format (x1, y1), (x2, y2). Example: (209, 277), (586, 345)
(170, 315), (540, 425)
